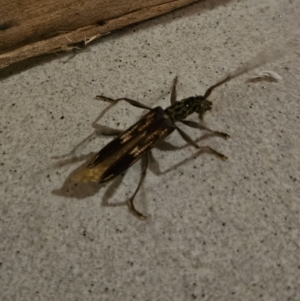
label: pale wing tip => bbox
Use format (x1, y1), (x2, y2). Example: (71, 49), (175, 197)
(70, 167), (104, 183)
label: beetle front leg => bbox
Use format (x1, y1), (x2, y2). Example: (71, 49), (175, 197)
(175, 125), (227, 160)
(180, 120), (230, 139)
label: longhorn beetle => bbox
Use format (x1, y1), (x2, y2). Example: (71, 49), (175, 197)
(74, 75), (232, 219)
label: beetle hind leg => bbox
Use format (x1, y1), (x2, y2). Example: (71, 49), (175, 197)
(127, 152), (149, 220)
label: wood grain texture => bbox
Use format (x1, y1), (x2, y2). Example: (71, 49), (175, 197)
(0, 0), (200, 69)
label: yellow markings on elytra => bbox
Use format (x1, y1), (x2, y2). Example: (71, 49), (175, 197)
(129, 128), (169, 157)
(120, 111), (155, 144)
(138, 112), (155, 132)
(120, 132), (133, 143)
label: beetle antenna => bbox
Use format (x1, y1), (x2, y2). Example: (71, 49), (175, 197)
(203, 46), (288, 99)
(203, 75), (232, 99)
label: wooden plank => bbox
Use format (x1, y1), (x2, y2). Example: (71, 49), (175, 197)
(0, 0), (200, 69)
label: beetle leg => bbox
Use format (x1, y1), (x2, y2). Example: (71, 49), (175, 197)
(96, 95), (152, 110)
(128, 152), (149, 220)
(94, 96), (151, 128)
(54, 125), (124, 161)
(170, 76), (178, 105)
(180, 120), (229, 139)
(175, 125), (227, 160)
(203, 75), (232, 99)
(52, 133), (95, 159)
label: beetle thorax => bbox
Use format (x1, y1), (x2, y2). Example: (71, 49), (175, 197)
(165, 96), (206, 122)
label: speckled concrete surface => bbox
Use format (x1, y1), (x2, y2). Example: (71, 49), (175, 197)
(1, 0), (300, 300)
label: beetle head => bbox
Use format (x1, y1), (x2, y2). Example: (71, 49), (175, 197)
(194, 97), (212, 119)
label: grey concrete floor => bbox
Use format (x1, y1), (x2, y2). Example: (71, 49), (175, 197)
(1, 0), (300, 300)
